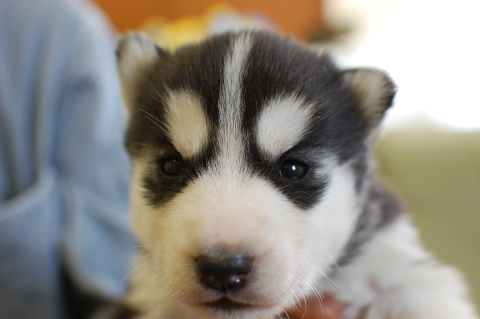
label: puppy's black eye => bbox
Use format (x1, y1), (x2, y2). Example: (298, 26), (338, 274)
(161, 157), (184, 176)
(279, 160), (309, 180)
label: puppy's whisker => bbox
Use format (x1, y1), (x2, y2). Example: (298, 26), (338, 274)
(141, 271), (165, 297)
(138, 108), (168, 132)
(296, 273), (323, 305)
(121, 259), (156, 284)
(129, 265), (161, 296)
(293, 253), (331, 267)
(158, 282), (174, 303)
(291, 280), (308, 319)
(123, 245), (150, 252)
(324, 249), (342, 271)
(287, 286), (301, 311)
(302, 262), (337, 291)
(310, 108), (333, 127)
(282, 308), (292, 319)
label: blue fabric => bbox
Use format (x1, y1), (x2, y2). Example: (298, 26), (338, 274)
(0, 0), (137, 318)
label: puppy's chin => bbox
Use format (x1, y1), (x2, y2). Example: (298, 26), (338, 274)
(188, 298), (286, 319)
(167, 279), (294, 319)
(165, 271), (296, 319)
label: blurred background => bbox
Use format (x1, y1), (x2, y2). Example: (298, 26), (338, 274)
(92, 0), (480, 309)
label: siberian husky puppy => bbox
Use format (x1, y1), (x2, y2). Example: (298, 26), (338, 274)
(114, 30), (477, 319)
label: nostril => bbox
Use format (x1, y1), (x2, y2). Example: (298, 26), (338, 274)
(196, 254), (253, 292)
(200, 271), (217, 287)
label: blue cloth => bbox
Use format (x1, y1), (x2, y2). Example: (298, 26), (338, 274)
(0, 0), (136, 318)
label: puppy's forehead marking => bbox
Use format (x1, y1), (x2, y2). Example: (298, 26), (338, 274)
(165, 90), (209, 159)
(256, 95), (314, 159)
(216, 32), (253, 169)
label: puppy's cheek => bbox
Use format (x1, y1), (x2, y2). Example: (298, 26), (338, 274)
(129, 164), (157, 246)
(153, 212), (205, 301)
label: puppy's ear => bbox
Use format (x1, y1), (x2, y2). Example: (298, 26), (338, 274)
(341, 68), (396, 133)
(116, 33), (165, 115)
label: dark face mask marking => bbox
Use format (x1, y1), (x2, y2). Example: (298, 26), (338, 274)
(127, 31), (370, 210)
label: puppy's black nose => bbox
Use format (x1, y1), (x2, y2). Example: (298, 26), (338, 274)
(196, 254), (253, 293)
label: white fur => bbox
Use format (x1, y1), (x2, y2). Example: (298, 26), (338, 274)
(308, 159), (363, 267)
(287, 159), (365, 300)
(323, 217), (478, 319)
(216, 32), (253, 174)
(256, 95), (314, 159)
(165, 90), (210, 159)
(128, 159), (156, 247)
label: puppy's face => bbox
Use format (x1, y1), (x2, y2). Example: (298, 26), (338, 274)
(117, 31), (395, 319)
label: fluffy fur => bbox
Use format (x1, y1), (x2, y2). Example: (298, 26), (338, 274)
(114, 30), (478, 319)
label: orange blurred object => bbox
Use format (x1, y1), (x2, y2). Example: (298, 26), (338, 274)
(91, 0), (324, 40)
(286, 295), (347, 319)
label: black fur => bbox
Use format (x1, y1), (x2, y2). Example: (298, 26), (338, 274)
(336, 178), (404, 267)
(125, 34), (232, 206)
(124, 31), (391, 210)
(240, 33), (363, 209)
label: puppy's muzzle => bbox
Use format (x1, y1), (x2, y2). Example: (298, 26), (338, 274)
(196, 253), (253, 293)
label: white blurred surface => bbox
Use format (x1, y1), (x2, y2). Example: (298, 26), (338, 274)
(324, 0), (480, 131)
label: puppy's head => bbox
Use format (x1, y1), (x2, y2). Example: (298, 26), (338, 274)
(117, 31), (395, 319)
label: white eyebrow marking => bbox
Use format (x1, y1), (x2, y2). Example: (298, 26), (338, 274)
(164, 90), (209, 159)
(256, 94), (314, 159)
